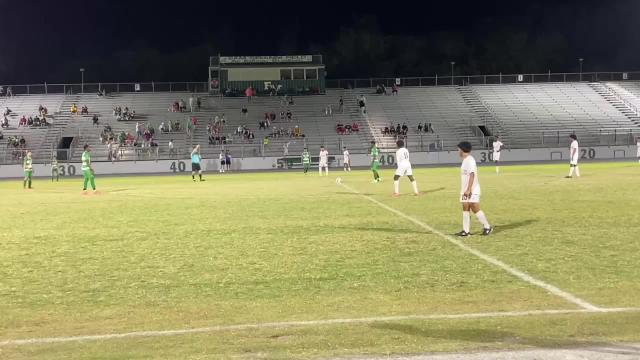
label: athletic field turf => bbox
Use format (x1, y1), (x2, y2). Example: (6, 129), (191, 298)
(1, 162), (639, 359)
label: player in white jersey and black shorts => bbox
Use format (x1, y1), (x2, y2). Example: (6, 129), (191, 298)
(492, 136), (504, 174)
(566, 134), (580, 178)
(319, 146), (329, 176)
(393, 140), (419, 196)
(456, 141), (492, 237)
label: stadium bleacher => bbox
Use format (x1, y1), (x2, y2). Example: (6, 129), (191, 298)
(2, 81), (640, 165)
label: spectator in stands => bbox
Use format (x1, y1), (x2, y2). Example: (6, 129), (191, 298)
(402, 123), (409, 135)
(70, 103), (78, 114)
(92, 114), (99, 127)
(245, 86), (254, 103)
(178, 99), (185, 112)
(27, 117), (34, 126)
(0, 129), (3, 139)
(383, 126), (390, 135)
(325, 105), (332, 116)
(344, 123), (352, 134)
(396, 123), (401, 135)
(168, 139), (176, 157)
(189, 95), (195, 112)
(19, 115), (26, 127)
(358, 95), (366, 114)
(19, 136), (26, 147)
(417, 123), (423, 133)
(81, 105), (89, 115)
(241, 105), (248, 119)
(1, 116), (9, 129)
(6, 87), (13, 97)
(352, 122), (359, 132)
(4, 107), (11, 116)
(338, 96), (344, 113)
(286, 109), (293, 121)
(427, 122), (434, 133)
(0, 86), (4, 96)
(392, 84), (399, 96)
(197, 97), (202, 111)
(376, 84), (384, 94)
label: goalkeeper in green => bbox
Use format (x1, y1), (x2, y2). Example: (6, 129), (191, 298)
(82, 144), (97, 193)
(302, 148), (311, 174)
(23, 151), (33, 189)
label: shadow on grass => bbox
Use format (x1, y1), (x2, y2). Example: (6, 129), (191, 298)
(334, 226), (430, 235)
(422, 187), (446, 195)
(493, 219), (538, 234)
(370, 322), (640, 355)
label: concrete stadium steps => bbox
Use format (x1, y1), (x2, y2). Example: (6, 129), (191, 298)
(600, 82), (640, 125)
(0, 94), (66, 162)
(471, 83), (639, 147)
(357, 87), (483, 151)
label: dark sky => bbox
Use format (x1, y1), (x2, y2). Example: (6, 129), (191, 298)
(0, 0), (638, 83)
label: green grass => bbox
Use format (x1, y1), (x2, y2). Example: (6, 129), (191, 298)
(1, 162), (639, 359)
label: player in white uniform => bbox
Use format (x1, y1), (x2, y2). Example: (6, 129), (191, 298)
(318, 146), (329, 176)
(636, 137), (640, 163)
(456, 141), (492, 237)
(567, 134), (580, 178)
(492, 137), (504, 174)
(342, 147), (351, 172)
(393, 140), (419, 196)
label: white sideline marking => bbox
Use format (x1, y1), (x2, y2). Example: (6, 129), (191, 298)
(1, 308), (639, 347)
(340, 183), (601, 311)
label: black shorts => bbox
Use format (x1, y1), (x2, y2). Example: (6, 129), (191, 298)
(220, 160), (226, 165)
(192, 163), (201, 171)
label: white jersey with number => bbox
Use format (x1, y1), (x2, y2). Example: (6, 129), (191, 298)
(395, 147), (413, 176)
(492, 141), (503, 161)
(461, 155), (481, 198)
(570, 140), (579, 165)
(343, 150), (350, 163)
(319, 150), (328, 167)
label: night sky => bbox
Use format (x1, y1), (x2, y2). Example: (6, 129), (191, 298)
(1, 0), (638, 83)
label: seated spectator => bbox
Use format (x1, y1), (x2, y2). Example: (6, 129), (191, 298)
(118, 131), (126, 145)
(27, 117), (34, 126)
(19, 136), (26, 147)
(19, 115), (27, 127)
(4, 107), (11, 116)
(179, 99), (186, 112)
(92, 114), (99, 126)
(241, 106), (248, 118)
(81, 105), (89, 115)
(383, 126), (389, 135)
(417, 123), (423, 133)
(70, 103), (78, 114)
(344, 124), (352, 134)
(1, 116), (9, 128)
(34, 117), (41, 127)
(336, 123), (345, 135)
(286, 109), (292, 121)
(391, 84), (399, 95)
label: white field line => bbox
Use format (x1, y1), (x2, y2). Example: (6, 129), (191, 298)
(2, 308), (639, 347)
(340, 183), (601, 311)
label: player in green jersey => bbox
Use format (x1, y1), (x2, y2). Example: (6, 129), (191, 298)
(370, 141), (381, 183)
(302, 147), (311, 174)
(51, 155), (60, 182)
(81, 144), (97, 193)
(23, 151), (33, 189)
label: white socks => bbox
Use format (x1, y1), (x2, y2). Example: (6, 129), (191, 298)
(575, 166), (580, 177)
(496, 166), (500, 174)
(569, 167), (574, 177)
(411, 180), (419, 194)
(569, 166), (580, 177)
(463, 211), (471, 233)
(475, 211), (490, 229)
(394, 180), (400, 194)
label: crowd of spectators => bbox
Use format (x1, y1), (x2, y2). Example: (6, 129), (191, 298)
(113, 106), (136, 121)
(375, 84), (399, 96)
(336, 122), (360, 135)
(0, 86), (14, 97)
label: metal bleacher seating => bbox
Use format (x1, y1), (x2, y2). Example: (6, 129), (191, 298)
(471, 83), (638, 147)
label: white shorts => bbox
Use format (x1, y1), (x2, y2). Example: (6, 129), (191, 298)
(343, 158), (350, 165)
(637, 148), (640, 157)
(493, 151), (501, 161)
(570, 157), (579, 166)
(319, 160), (328, 168)
(395, 163), (413, 177)
(460, 193), (481, 203)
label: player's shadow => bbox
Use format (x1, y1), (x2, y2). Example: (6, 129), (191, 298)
(370, 323), (640, 356)
(336, 226), (429, 235)
(493, 219), (538, 234)
(421, 187), (446, 195)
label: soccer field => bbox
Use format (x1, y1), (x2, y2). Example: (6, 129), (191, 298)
(1, 162), (640, 359)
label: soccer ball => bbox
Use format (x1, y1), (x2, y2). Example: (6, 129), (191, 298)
(335, 177), (342, 184)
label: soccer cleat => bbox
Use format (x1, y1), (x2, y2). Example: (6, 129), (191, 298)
(392, 192), (400, 197)
(564, 176), (572, 179)
(200, 179), (206, 182)
(455, 230), (471, 237)
(482, 227), (493, 236)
